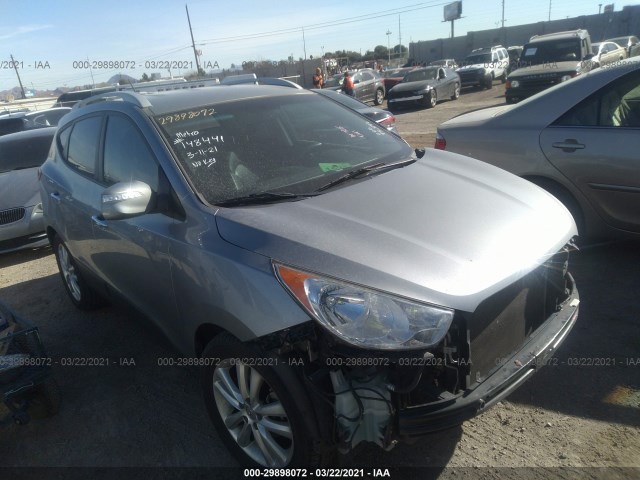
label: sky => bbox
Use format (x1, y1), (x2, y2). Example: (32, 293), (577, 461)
(0, 0), (632, 91)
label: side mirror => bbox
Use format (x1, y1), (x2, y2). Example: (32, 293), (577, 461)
(101, 181), (152, 220)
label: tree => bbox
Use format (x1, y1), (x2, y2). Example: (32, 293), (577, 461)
(140, 73), (150, 82)
(373, 45), (389, 59)
(393, 44), (408, 55)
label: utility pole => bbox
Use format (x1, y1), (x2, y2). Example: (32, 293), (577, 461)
(386, 30), (392, 65)
(548, 0), (552, 21)
(501, 0), (505, 28)
(185, 4), (202, 77)
(302, 27), (307, 86)
(10, 54), (26, 99)
(599, 3), (602, 13)
(398, 15), (402, 62)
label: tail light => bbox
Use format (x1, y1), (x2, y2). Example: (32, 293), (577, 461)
(434, 132), (446, 150)
(378, 114), (396, 130)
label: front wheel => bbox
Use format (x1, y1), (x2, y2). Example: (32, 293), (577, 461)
(374, 88), (384, 105)
(427, 90), (437, 108)
(451, 83), (460, 100)
(202, 333), (328, 467)
(53, 235), (105, 310)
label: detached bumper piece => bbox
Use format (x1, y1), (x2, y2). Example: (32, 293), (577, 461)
(398, 264), (579, 438)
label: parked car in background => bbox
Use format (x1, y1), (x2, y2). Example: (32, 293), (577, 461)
(315, 89), (397, 133)
(40, 86), (579, 468)
(591, 41), (627, 67)
(436, 58), (640, 239)
(387, 66), (460, 109)
(0, 127), (55, 253)
(379, 67), (413, 95)
(506, 30), (593, 104)
(322, 68), (385, 105)
(506, 46), (523, 73)
(605, 35), (640, 58)
(53, 86), (118, 108)
(0, 108), (71, 137)
(456, 46), (509, 89)
(429, 59), (458, 69)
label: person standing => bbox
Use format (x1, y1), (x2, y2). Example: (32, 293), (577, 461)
(342, 71), (355, 96)
(312, 67), (324, 89)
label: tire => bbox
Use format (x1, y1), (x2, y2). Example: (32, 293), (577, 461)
(451, 83), (460, 100)
(427, 90), (437, 108)
(485, 74), (494, 89)
(201, 333), (328, 468)
(374, 88), (384, 106)
(500, 72), (507, 84)
(53, 235), (105, 310)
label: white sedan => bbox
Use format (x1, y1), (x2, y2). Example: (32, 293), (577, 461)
(591, 41), (628, 67)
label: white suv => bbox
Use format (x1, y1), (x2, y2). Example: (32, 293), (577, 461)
(457, 46), (509, 89)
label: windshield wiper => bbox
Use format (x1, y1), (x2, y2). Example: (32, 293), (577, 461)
(216, 191), (319, 207)
(315, 158), (416, 192)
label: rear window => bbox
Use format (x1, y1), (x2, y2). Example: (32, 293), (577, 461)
(0, 130), (55, 174)
(521, 39), (582, 64)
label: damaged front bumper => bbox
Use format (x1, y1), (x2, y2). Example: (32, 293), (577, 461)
(397, 273), (579, 438)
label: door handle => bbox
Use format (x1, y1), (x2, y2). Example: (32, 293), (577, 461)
(91, 215), (108, 229)
(552, 139), (585, 152)
(50, 192), (61, 203)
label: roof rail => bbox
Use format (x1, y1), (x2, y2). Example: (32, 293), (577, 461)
(73, 91), (152, 110)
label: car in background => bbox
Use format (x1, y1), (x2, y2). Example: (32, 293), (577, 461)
(506, 46), (523, 73)
(315, 89), (397, 133)
(0, 108), (71, 137)
(387, 66), (460, 110)
(53, 86), (118, 108)
(605, 35), (640, 58)
(0, 127), (55, 253)
(39, 86), (579, 468)
(506, 30), (594, 104)
(591, 41), (627, 67)
(429, 59), (458, 69)
(379, 67), (414, 94)
(322, 68), (385, 105)
(456, 46), (509, 89)
(436, 58), (640, 239)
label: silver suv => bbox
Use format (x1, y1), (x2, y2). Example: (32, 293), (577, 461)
(39, 86), (579, 468)
(456, 46), (509, 89)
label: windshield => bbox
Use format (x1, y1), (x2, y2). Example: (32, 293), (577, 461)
(0, 130), (54, 173)
(403, 69), (437, 82)
(154, 94), (411, 204)
(521, 39), (582, 64)
(463, 53), (492, 65)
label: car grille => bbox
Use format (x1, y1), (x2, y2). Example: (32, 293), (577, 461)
(519, 73), (562, 91)
(466, 247), (570, 387)
(391, 90), (421, 99)
(458, 70), (482, 83)
(0, 207), (26, 225)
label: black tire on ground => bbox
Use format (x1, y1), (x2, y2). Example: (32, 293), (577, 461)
(500, 72), (507, 84)
(374, 88), (384, 105)
(427, 90), (437, 108)
(52, 235), (105, 310)
(451, 83), (460, 100)
(201, 332), (330, 468)
(485, 74), (494, 89)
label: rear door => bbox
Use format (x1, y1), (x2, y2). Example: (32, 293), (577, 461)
(539, 69), (640, 232)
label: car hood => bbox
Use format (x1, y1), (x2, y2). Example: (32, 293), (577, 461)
(389, 80), (435, 93)
(0, 168), (41, 209)
(457, 63), (486, 72)
(508, 61), (580, 77)
(215, 149), (576, 312)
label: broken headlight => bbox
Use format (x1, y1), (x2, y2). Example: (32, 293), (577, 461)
(275, 264), (453, 350)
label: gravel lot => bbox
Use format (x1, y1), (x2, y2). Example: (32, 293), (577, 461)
(0, 82), (638, 480)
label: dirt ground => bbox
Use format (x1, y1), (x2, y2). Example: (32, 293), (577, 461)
(0, 83), (638, 480)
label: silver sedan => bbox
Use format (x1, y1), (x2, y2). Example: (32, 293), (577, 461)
(436, 58), (640, 239)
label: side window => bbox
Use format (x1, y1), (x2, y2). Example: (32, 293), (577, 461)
(360, 72), (374, 81)
(554, 70), (640, 128)
(103, 115), (158, 191)
(67, 116), (102, 176)
(57, 125), (71, 160)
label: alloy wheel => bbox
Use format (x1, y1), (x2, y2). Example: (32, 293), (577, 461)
(213, 360), (294, 467)
(57, 243), (82, 302)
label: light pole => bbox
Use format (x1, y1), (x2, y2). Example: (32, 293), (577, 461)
(386, 30), (392, 65)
